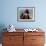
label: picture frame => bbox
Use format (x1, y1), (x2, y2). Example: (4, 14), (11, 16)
(17, 7), (35, 22)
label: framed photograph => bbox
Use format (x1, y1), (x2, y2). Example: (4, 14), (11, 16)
(17, 7), (35, 22)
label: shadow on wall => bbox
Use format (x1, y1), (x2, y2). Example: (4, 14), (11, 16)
(0, 24), (7, 43)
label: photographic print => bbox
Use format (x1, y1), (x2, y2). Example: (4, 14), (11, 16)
(17, 7), (35, 22)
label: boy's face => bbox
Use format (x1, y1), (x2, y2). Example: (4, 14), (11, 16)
(24, 13), (28, 16)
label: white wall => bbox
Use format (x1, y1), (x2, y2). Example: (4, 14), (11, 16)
(0, 0), (46, 29)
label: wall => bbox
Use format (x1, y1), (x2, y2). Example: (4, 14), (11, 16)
(0, 0), (46, 29)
